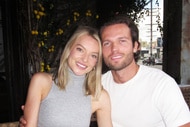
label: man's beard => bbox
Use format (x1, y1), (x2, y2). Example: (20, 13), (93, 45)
(105, 60), (131, 71)
(103, 53), (134, 71)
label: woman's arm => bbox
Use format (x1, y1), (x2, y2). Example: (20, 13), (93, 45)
(95, 89), (113, 127)
(24, 72), (52, 127)
(180, 122), (190, 127)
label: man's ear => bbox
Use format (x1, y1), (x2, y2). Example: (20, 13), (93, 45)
(133, 41), (140, 53)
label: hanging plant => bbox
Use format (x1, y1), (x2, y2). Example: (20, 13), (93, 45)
(28, 0), (99, 76)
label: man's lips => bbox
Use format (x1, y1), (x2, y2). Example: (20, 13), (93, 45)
(111, 55), (122, 60)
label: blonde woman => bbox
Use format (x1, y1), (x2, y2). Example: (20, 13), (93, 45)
(23, 26), (112, 127)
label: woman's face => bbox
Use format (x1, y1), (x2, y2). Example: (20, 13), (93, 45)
(68, 34), (99, 75)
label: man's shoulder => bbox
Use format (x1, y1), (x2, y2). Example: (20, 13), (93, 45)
(139, 65), (175, 82)
(101, 71), (113, 86)
(102, 70), (112, 78)
(139, 65), (164, 74)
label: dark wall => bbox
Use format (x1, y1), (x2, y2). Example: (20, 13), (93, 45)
(0, 0), (29, 122)
(163, 0), (182, 84)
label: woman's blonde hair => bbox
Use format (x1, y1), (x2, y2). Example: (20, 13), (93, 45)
(53, 26), (102, 99)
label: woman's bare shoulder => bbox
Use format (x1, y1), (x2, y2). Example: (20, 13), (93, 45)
(31, 72), (52, 82)
(91, 88), (111, 112)
(29, 72), (53, 99)
(32, 72), (52, 78)
(29, 72), (53, 90)
(99, 89), (110, 102)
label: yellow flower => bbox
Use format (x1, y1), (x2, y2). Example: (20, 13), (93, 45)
(41, 41), (44, 46)
(51, 46), (55, 52)
(31, 30), (35, 35)
(34, 10), (38, 15)
(74, 12), (77, 15)
(31, 30), (38, 35)
(86, 10), (92, 17)
(58, 29), (63, 34)
(38, 11), (45, 16)
(74, 16), (77, 21)
(96, 15), (99, 19)
(48, 49), (52, 52)
(38, 43), (41, 47)
(40, 63), (45, 72)
(40, 67), (44, 72)
(40, 62), (45, 66)
(43, 31), (48, 36)
(73, 12), (80, 17)
(38, 3), (42, 8)
(46, 65), (51, 71)
(35, 31), (38, 35)
(36, 15), (40, 19)
(40, 7), (45, 11)
(67, 19), (70, 26)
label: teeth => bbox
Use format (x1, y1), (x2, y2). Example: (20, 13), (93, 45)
(77, 63), (87, 68)
(112, 55), (122, 59)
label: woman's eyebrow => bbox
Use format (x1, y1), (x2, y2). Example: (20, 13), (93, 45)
(76, 43), (99, 54)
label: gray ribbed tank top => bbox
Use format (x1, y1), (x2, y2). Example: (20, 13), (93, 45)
(37, 70), (91, 127)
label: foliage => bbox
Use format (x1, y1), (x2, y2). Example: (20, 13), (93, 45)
(137, 0), (163, 35)
(28, 0), (160, 75)
(96, 0), (150, 25)
(28, 0), (99, 74)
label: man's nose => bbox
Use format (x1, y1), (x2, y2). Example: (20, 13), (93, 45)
(111, 43), (119, 52)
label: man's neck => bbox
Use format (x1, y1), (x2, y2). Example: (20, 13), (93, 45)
(111, 63), (139, 84)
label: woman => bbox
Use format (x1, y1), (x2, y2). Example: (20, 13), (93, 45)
(23, 26), (112, 127)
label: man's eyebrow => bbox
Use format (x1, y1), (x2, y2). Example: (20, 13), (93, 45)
(118, 36), (129, 39)
(102, 40), (109, 42)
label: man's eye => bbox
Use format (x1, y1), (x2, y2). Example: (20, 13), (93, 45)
(120, 39), (128, 46)
(120, 40), (127, 43)
(103, 42), (110, 47)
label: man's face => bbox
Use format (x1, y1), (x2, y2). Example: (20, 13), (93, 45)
(101, 24), (138, 71)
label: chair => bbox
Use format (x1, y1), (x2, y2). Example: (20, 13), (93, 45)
(179, 85), (190, 109)
(0, 121), (19, 127)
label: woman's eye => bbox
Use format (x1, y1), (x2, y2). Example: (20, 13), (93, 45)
(76, 47), (83, 52)
(92, 55), (98, 59)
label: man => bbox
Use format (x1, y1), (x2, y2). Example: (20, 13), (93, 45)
(20, 14), (190, 127)
(100, 14), (190, 127)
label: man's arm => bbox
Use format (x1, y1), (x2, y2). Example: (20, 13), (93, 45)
(19, 106), (27, 127)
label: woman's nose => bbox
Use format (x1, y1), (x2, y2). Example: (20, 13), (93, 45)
(82, 54), (89, 62)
